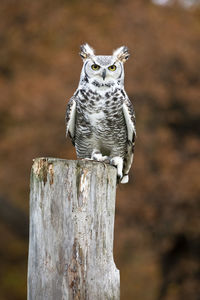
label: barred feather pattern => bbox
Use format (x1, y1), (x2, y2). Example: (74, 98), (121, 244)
(66, 46), (136, 183)
(74, 87), (128, 159)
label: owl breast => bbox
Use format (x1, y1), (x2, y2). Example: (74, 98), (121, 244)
(74, 88), (127, 159)
(87, 110), (105, 127)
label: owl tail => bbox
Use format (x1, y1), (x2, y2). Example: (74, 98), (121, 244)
(121, 175), (129, 184)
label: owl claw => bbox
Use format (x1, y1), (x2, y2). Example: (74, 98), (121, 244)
(84, 154), (125, 183)
(91, 150), (110, 163)
(95, 155), (110, 163)
(110, 156), (123, 181)
(101, 156), (111, 164)
(82, 157), (93, 161)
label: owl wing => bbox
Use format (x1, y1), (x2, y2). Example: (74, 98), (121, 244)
(65, 96), (77, 145)
(122, 97), (136, 182)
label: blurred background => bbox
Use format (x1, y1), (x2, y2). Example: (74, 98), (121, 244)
(0, 0), (200, 299)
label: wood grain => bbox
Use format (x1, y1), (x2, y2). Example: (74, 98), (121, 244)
(28, 158), (119, 300)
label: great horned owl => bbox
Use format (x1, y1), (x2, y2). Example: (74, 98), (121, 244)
(66, 44), (136, 183)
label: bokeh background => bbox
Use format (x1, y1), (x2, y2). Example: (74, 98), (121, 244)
(0, 0), (200, 299)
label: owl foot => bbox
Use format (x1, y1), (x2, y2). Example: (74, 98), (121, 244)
(110, 157), (123, 181)
(91, 150), (109, 162)
(82, 157), (93, 161)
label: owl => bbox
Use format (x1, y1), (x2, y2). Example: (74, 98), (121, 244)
(66, 44), (136, 183)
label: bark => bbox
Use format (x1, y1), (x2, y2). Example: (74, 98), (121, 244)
(28, 158), (120, 300)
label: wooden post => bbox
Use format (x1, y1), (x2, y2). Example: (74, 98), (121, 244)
(28, 158), (120, 300)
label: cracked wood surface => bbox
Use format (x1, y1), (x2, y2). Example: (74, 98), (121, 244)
(28, 158), (120, 300)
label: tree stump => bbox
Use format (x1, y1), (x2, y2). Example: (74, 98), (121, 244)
(28, 158), (120, 300)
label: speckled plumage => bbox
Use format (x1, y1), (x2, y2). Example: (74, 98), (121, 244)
(66, 44), (136, 183)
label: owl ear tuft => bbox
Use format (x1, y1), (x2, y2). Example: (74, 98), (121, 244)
(80, 43), (95, 60)
(113, 46), (130, 63)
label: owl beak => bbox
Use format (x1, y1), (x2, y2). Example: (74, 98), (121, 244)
(102, 69), (106, 80)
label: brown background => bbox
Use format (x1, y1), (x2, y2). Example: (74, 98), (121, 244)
(0, 0), (200, 299)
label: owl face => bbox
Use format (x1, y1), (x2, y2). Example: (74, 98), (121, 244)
(84, 57), (123, 83)
(79, 44), (129, 85)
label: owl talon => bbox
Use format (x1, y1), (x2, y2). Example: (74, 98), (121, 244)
(102, 156), (111, 164)
(93, 155), (110, 162)
(82, 158), (93, 161)
(91, 150), (110, 163)
(110, 156), (123, 181)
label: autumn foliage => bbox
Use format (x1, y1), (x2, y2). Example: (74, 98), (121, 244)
(0, 0), (199, 299)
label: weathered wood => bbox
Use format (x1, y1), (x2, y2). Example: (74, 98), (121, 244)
(28, 158), (120, 300)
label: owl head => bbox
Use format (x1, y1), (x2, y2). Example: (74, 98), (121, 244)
(79, 43), (130, 86)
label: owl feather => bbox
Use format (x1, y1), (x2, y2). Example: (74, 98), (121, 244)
(80, 43), (95, 60)
(113, 46), (130, 62)
(66, 44), (136, 184)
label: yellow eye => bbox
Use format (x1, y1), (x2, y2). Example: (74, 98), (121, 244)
(108, 65), (117, 71)
(91, 64), (100, 70)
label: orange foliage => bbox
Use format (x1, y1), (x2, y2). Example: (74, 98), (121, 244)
(0, 0), (199, 299)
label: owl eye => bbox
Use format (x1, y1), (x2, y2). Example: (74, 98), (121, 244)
(91, 64), (100, 71)
(108, 65), (117, 71)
